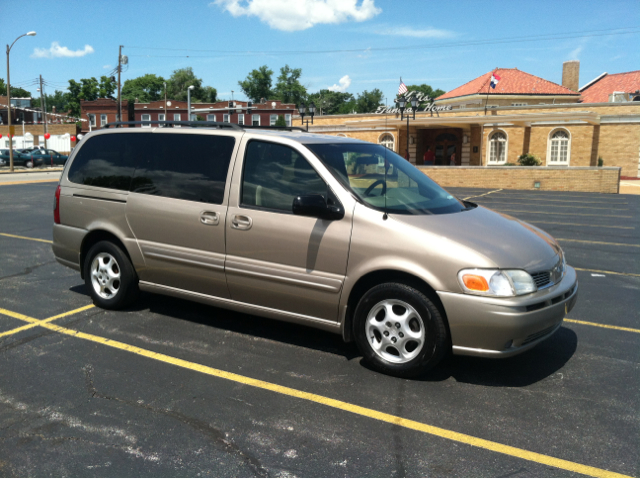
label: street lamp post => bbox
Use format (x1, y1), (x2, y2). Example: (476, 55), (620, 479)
(187, 85), (195, 122)
(6, 31), (36, 172)
(298, 102), (315, 131)
(397, 94), (420, 163)
(163, 82), (167, 121)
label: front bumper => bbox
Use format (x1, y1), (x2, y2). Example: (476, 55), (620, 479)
(438, 266), (578, 358)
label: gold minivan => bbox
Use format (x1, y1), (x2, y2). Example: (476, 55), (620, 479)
(52, 124), (578, 377)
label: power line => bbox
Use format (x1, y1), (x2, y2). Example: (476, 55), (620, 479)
(124, 26), (640, 57)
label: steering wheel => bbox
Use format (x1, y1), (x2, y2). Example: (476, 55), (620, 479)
(364, 179), (387, 197)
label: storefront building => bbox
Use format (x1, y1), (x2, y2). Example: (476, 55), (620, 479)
(307, 63), (640, 178)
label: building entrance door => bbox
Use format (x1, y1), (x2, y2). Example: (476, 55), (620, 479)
(434, 132), (460, 165)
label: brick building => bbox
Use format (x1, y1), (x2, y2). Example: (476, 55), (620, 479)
(306, 62), (640, 178)
(134, 99), (298, 127)
(80, 98), (130, 133)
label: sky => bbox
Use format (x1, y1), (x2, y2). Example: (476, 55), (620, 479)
(4, 0), (640, 105)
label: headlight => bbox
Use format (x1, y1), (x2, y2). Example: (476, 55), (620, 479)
(458, 269), (537, 297)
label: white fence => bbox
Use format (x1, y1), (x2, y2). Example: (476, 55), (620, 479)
(2, 134), (71, 153)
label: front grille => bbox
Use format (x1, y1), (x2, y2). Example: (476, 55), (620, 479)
(532, 271), (551, 288)
(531, 255), (564, 290)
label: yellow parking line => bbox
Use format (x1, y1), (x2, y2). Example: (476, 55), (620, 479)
(0, 305), (95, 338)
(0, 233), (53, 244)
(462, 188), (503, 201)
(476, 201), (628, 211)
(495, 209), (632, 218)
(574, 267), (640, 278)
(0, 305), (630, 478)
(556, 238), (640, 248)
(0, 179), (59, 186)
(565, 318), (640, 334)
(527, 221), (633, 230)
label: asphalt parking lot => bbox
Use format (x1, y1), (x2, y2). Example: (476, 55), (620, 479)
(0, 178), (638, 477)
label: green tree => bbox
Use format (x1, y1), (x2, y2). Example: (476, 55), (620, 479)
(66, 79), (83, 117)
(44, 90), (69, 113)
(307, 89), (355, 115)
(275, 114), (287, 127)
(404, 84), (445, 101)
(239, 65), (273, 103)
(167, 67), (201, 101)
(98, 76), (117, 99)
(355, 89), (384, 113)
(274, 65), (307, 105)
(200, 85), (218, 103)
(0, 78), (32, 98)
(122, 73), (166, 103)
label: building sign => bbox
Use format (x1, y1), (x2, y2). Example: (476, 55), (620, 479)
(374, 90), (452, 114)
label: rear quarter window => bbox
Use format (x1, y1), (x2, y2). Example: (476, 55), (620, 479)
(68, 133), (148, 190)
(130, 133), (235, 204)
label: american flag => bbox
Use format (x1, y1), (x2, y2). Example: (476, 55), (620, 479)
(398, 78), (408, 95)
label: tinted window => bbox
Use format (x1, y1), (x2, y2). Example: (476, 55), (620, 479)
(131, 133), (235, 204)
(242, 140), (326, 212)
(68, 133), (145, 190)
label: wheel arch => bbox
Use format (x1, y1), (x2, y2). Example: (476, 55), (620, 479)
(80, 229), (132, 279)
(342, 269), (451, 343)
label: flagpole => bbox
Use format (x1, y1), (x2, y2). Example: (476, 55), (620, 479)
(484, 69), (495, 116)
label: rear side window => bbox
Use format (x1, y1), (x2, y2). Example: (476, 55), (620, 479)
(68, 133), (147, 190)
(130, 133), (235, 204)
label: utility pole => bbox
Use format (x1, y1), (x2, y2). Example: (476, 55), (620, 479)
(39, 74), (48, 148)
(117, 45), (122, 123)
(164, 82), (167, 120)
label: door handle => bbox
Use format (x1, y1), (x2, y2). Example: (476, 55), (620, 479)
(200, 211), (220, 226)
(231, 214), (252, 230)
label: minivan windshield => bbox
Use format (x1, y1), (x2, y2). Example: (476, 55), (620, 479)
(306, 143), (466, 215)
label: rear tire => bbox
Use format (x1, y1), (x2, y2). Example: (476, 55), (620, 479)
(84, 240), (139, 309)
(353, 282), (448, 378)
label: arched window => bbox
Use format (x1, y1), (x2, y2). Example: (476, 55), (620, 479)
(548, 129), (570, 165)
(378, 133), (394, 151)
(488, 131), (507, 163)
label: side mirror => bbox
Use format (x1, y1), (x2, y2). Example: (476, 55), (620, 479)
(292, 195), (344, 220)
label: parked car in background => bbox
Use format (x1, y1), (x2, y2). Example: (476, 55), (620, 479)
(28, 149), (69, 166)
(0, 149), (43, 168)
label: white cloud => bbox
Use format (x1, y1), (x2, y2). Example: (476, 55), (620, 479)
(31, 42), (94, 59)
(212, 0), (381, 32)
(568, 46), (582, 60)
(374, 26), (454, 38)
(103, 64), (112, 69)
(328, 75), (351, 92)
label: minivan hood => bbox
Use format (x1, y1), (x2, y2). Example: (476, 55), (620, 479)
(394, 205), (561, 272)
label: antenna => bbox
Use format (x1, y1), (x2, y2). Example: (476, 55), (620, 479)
(383, 96), (389, 220)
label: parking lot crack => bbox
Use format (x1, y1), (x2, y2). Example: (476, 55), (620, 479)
(0, 260), (56, 281)
(81, 365), (267, 476)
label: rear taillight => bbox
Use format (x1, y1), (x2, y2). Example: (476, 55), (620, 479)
(53, 184), (61, 224)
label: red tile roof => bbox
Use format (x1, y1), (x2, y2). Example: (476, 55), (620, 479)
(579, 70), (640, 103)
(436, 68), (579, 100)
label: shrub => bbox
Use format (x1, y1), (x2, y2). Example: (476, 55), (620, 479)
(501, 162), (517, 166)
(598, 156), (604, 167)
(275, 115), (287, 127)
(517, 153), (541, 166)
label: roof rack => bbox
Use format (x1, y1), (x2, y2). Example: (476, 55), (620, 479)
(242, 125), (308, 132)
(103, 121), (308, 133)
(103, 121), (243, 130)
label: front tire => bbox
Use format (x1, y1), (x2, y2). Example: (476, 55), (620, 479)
(353, 283), (448, 378)
(25, 160), (33, 168)
(84, 241), (139, 309)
